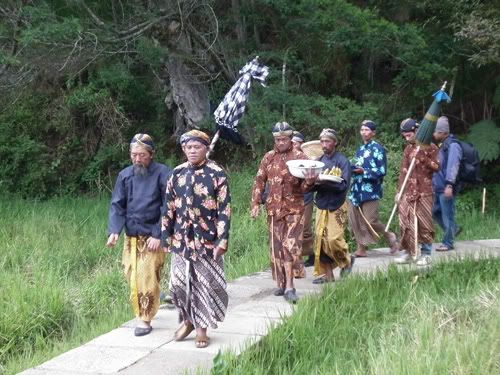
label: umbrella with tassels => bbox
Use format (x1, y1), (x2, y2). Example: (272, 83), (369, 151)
(385, 82), (451, 232)
(207, 57), (269, 157)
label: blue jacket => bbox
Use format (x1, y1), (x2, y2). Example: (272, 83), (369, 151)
(432, 135), (463, 193)
(108, 161), (172, 238)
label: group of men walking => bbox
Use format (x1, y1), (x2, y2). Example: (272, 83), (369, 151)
(105, 115), (462, 344)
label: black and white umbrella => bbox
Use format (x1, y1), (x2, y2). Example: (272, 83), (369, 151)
(208, 57), (269, 156)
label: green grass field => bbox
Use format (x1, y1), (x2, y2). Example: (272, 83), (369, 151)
(1, 165), (499, 374)
(213, 257), (500, 374)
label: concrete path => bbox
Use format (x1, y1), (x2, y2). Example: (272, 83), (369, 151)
(20, 239), (500, 375)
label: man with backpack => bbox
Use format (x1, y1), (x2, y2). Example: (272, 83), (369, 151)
(432, 116), (462, 252)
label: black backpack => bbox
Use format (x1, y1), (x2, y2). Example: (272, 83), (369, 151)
(446, 138), (481, 183)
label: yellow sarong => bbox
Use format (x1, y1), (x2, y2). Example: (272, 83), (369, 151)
(122, 235), (166, 321)
(313, 203), (350, 276)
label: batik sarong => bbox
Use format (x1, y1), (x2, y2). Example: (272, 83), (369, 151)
(398, 194), (434, 257)
(122, 235), (165, 321)
(169, 252), (228, 329)
(313, 203), (351, 276)
(267, 213), (305, 289)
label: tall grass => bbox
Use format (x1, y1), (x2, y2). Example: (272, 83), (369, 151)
(213, 258), (500, 374)
(0, 167), (269, 374)
(1, 163), (498, 374)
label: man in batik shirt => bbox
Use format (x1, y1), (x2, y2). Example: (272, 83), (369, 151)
(395, 119), (439, 265)
(161, 130), (230, 349)
(251, 122), (310, 303)
(348, 120), (398, 257)
(106, 134), (171, 336)
(292, 131), (315, 267)
(303, 129), (353, 284)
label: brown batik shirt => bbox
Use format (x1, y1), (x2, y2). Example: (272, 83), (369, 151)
(251, 144), (311, 220)
(398, 142), (439, 202)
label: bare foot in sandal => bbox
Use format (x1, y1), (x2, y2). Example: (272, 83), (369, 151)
(195, 327), (210, 349)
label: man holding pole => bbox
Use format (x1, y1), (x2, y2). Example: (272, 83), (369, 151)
(394, 119), (440, 265)
(347, 120), (398, 257)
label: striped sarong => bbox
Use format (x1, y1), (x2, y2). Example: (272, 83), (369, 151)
(398, 194), (434, 257)
(169, 252), (228, 329)
(122, 235), (165, 322)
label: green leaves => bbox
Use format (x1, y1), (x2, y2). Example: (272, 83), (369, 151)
(466, 120), (500, 163)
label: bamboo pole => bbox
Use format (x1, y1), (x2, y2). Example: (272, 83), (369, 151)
(482, 187), (486, 214)
(206, 129), (220, 158)
(385, 147), (420, 232)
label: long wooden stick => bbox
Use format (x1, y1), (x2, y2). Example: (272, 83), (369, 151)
(385, 146), (420, 231)
(482, 188), (486, 214)
(206, 129), (220, 158)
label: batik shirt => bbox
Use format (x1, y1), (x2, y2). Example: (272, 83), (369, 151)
(398, 142), (439, 202)
(251, 145), (310, 219)
(348, 140), (387, 207)
(108, 161), (171, 238)
(161, 160), (231, 261)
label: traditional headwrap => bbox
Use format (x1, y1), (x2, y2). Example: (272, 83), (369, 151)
(272, 122), (294, 137)
(319, 128), (338, 141)
(181, 129), (211, 146)
(292, 131), (305, 143)
(361, 119), (376, 131)
(400, 118), (419, 133)
(130, 133), (155, 152)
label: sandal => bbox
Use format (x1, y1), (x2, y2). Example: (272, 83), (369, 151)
(435, 244), (453, 252)
(312, 276), (333, 284)
(195, 334), (210, 349)
(174, 322), (194, 341)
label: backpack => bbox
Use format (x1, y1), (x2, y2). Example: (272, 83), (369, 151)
(446, 138), (481, 183)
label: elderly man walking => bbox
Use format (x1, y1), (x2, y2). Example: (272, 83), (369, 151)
(348, 120), (398, 257)
(432, 116), (462, 252)
(106, 133), (171, 336)
(251, 122), (310, 303)
(161, 130), (231, 349)
(303, 129), (353, 284)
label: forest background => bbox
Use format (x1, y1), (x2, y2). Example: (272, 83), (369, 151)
(0, 0), (499, 196)
(1, 0), (500, 373)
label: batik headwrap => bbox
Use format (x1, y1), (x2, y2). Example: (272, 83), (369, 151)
(272, 122), (294, 137)
(182, 130), (210, 146)
(400, 118), (419, 133)
(130, 133), (155, 152)
(292, 131), (305, 143)
(361, 120), (376, 131)
(319, 128), (338, 142)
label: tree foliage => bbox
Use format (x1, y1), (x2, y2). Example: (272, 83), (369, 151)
(0, 0), (498, 197)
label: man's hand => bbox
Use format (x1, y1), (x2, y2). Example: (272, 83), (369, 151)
(395, 192), (401, 204)
(444, 185), (453, 199)
(353, 167), (364, 174)
(147, 237), (161, 251)
(303, 168), (318, 186)
(213, 246), (226, 260)
(250, 206), (259, 219)
(106, 233), (119, 247)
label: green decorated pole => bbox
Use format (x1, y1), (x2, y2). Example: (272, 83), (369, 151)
(416, 82), (451, 145)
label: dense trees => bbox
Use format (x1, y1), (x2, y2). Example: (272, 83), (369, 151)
(0, 0), (498, 197)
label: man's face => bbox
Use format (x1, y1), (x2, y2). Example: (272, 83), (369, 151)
(184, 140), (207, 165)
(433, 131), (447, 142)
(402, 131), (416, 143)
(292, 140), (303, 152)
(360, 126), (375, 143)
(274, 136), (292, 153)
(320, 137), (336, 154)
(130, 146), (153, 168)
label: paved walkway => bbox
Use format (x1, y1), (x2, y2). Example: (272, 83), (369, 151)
(21, 239), (500, 375)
